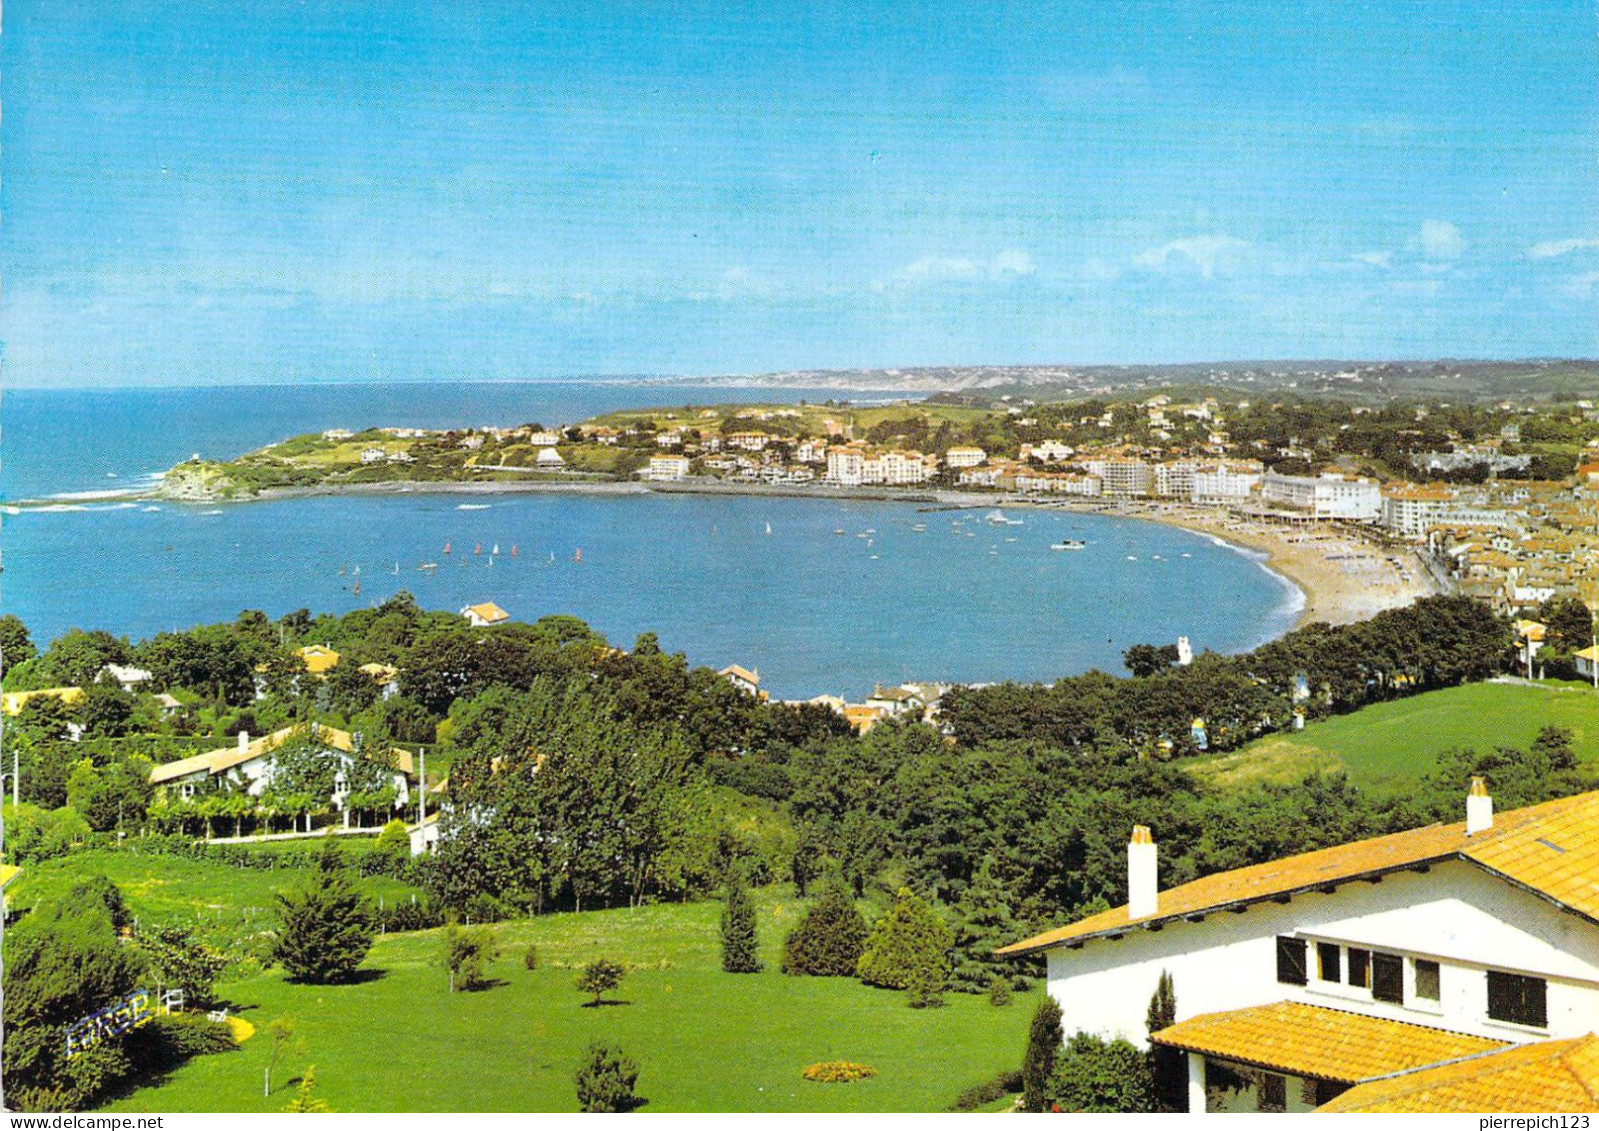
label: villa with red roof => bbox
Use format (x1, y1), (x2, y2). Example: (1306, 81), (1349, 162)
(999, 781), (1599, 1113)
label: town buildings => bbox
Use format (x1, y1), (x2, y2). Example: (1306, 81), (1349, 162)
(1000, 783), (1599, 1113)
(1260, 470), (1383, 521)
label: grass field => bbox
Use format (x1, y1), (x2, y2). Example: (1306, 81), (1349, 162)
(8, 848), (425, 958)
(98, 893), (1035, 1113)
(1192, 680), (1599, 795)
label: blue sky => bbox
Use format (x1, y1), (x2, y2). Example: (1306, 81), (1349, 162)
(4, 0), (1597, 386)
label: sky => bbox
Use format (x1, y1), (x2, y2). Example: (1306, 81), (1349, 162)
(3, 0), (1597, 387)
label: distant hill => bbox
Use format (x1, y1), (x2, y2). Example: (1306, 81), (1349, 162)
(669, 359), (1599, 404)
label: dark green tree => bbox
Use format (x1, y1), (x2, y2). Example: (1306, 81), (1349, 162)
(442, 923), (498, 992)
(0, 613), (37, 677)
(574, 1043), (642, 1112)
(720, 875), (761, 973)
(1020, 996), (1064, 1113)
(269, 870), (375, 983)
(1145, 970), (1184, 1112)
(781, 879), (869, 976)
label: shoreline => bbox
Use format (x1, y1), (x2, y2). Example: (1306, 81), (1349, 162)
(16, 476), (1438, 630)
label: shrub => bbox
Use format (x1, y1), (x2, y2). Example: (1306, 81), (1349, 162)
(951, 1069), (1023, 1111)
(375, 818), (411, 858)
(65, 875), (132, 931)
(720, 876), (761, 974)
(781, 880), (868, 976)
(1020, 996), (1064, 1113)
(442, 923), (498, 992)
(268, 871), (375, 984)
(856, 888), (952, 993)
(125, 1013), (238, 1074)
(802, 1061), (878, 1084)
(576, 958), (626, 1006)
(987, 975), (1012, 1007)
(1045, 1033), (1155, 1114)
(523, 943), (539, 971)
(137, 925), (227, 1008)
(283, 1065), (331, 1113)
(575, 1043), (642, 1112)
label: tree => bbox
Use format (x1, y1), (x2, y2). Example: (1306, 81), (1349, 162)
(576, 958), (626, 1006)
(856, 887), (953, 994)
(269, 870), (375, 983)
(282, 1065), (331, 1112)
(574, 1043), (642, 1112)
(781, 879), (869, 976)
(1122, 643), (1180, 678)
(1145, 970), (1184, 1112)
(720, 875), (761, 973)
(1046, 1033), (1155, 1113)
(0, 613), (37, 677)
(139, 926), (226, 1008)
(1020, 996), (1064, 1113)
(442, 923), (498, 992)
(263, 1018), (300, 1097)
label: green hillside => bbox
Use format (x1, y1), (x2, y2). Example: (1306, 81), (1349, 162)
(1192, 680), (1599, 795)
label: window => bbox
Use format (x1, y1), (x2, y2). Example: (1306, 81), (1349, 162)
(1372, 952), (1404, 1004)
(1487, 971), (1547, 1028)
(1259, 1073), (1286, 1113)
(1276, 936), (1308, 986)
(1347, 947), (1370, 989)
(1316, 942), (1341, 982)
(1414, 959), (1441, 1002)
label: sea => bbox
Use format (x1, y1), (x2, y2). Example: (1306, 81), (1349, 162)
(0, 382), (1302, 699)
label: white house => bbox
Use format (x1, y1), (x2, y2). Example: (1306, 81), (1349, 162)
(536, 447), (565, 468)
(648, 454), (692, 481)
(461, 601), (510, 627)
(999, 782), (1599, 1113)
(1261, 470), (1382, 521)
(149, 724), (416, 814)
(101, 664), (153, 691)
(1575, 644), (1599, 684)
(718, 664), (762, 697)
(943, 446), (987, 469)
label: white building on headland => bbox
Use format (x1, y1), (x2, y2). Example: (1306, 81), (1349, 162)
(825, 446), (932, 487)
(999, 782), (1599, 1113)
(1260, 470), (1382, 521)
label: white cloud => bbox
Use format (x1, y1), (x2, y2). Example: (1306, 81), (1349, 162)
(1135, 236), (1249, 279)
(1355, 251), (1392, 268)
(887, 250), (1036, 288)
(1529, 237), (1599, 260)
(1559, 271), (1599, 298)
(1416, 220), (1465, 261)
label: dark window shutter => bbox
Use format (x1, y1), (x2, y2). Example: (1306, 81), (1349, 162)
(1372, 952), (1404, 1004)
(1488, 971), (1547, 1027)
(1347, 947), (1370, 988)
(1276, 936), (1308, 986)
(1316, 942), (1341, 982)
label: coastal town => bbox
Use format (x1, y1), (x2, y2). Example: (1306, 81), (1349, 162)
(149, 391), (1599, 631)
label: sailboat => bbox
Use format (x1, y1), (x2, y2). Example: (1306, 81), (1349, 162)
(492, 544), (500, 556)
(574, 547), (583, 563)
(392, 561), (400, 575)
(443, 541), (452, 555)
(474, 542), (482, 556)
(764, 521), (772, 535)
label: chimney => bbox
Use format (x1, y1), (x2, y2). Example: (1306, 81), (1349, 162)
(1466, 777), (1493, 835)
(1128, 825), (1158, 920)
(238, 730), (250, 754)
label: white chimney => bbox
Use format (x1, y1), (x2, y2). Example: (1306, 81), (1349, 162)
(1466, 777), (1493, 835)
(1128, 825), (1158, 920)
(238, 730), (250, 754)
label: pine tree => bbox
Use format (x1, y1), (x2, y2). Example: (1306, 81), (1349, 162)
(949, 856), (1032, 992)
(282, 1065), (330, 1113)
(781, 879), (869, 976)
(1021, 996), (1064, 1113)
(574, 1043), (642, 1112)
(269, 870), (375, 984)
(720, 876), (761, 973)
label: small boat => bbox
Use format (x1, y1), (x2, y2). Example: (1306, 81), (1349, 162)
(510, 545), (519, 558)
(491, 543), (500, 555)
(393, 562), (400, 575)
(353, 580), (361, 595)
(912, 523), (927, 532)
(1152, 555), (1164, 561)
(1051, 540), (1086, 551)
(1181, 552), (1192, 559)
(473, 542), (482, 555)
(338, 566), (347, 576)
(418, 562), (437, 571)
(574, 547), (582, 562)
(353, 564), (361, 575)
(764, 521), (772, 535)
(443, 542), (452, 555)
(1126, 555), (1138, 561)
(833, 528), (846, 535)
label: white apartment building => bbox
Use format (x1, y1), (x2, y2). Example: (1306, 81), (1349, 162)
(1082, 457), (1154, 496)
(1191, 460), (1265, 504)
(647, 455), (692, 481)
(1155, 460), (1199, 499)
(825, 446), (931, 486)
(943, 446), (987, 469)
(1261, 470), (1382, 521)
(1022, 440), (1076, 463)
(1000, 784), (1599, 1113)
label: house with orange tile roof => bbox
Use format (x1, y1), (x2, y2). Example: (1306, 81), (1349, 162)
(998, 782), (1599, 1112)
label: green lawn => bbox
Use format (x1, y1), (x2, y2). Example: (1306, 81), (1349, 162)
(8, 848), (424, 959)
(99, 894), (1034, 1113)
(1192, 680), (1599, 795)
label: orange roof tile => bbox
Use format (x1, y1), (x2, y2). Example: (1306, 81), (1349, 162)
(1152, 1001), (1506, 1084)
(999, 789), (1599, 955)
(1319, 1034), (1599, 1113)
